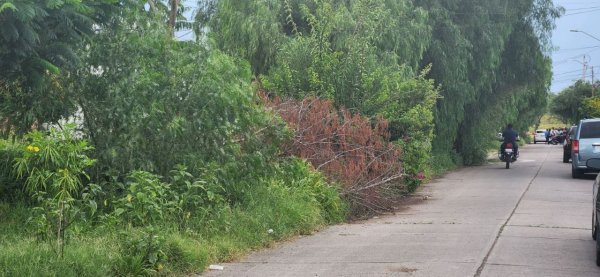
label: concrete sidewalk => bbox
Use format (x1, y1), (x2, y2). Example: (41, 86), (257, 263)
(202, 144), (600, 276)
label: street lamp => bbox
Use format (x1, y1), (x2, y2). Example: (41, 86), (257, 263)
(570, 29), (600, 42)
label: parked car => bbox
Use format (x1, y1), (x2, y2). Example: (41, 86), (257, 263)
(533, 129), (546, 144)
(563, 125), (578, 163)
(571, 119), (600, 178)
(588, 158), (600, 266)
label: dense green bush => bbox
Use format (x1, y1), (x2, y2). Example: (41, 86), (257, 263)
(0, 139), (23, 202)
(71, 21), (288, 208)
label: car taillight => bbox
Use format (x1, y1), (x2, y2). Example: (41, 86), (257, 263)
(573, 140), (579, 154)
(506, 143), (513, 149)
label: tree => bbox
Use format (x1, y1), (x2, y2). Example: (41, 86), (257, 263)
(414, 0), (561, 165)
(458, 19), (553, 164)
(0, 0), (115, 134)
(201, 0), (561, 172)
(206, 0), (286, 75)
(146, 0), (192, 35)
(0, 0), (113, 82)
(581, 96), (600, 119)
(69, 14), (286, 206)
(551, 81), (595, 124)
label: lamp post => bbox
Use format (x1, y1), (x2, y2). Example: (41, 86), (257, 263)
(570, 29), (600, 42)
(571, 30), (600, 96)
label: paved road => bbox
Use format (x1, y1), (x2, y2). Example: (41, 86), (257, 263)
(204, 144), (600, 276)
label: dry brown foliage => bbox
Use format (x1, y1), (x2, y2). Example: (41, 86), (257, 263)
(261, 93), (405, 212)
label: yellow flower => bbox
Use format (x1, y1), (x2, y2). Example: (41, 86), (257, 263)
(26, 145), (34, 151)
(127, 194), (132, 203)
(157, 263), (164, 271)
(33, 146), (40, 152)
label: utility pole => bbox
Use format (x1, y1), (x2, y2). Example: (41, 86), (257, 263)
(593, 66), (596, 97)
(582, 55), (589, 81)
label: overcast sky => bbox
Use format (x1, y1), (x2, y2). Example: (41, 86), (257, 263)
(551, 0), (600, 93)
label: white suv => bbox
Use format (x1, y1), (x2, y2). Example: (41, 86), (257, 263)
(533, 129), (546, 144)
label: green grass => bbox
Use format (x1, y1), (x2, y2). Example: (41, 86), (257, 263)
(537, 114), (569, 130)
(0, 235), (119, 277)
(0, 204), (118, 277)
(428, 151), (461, 177)
(0, 172), (345, 276)
(524, 114), (569, 142)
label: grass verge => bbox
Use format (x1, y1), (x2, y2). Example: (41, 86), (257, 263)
(0, 170), (345, 276)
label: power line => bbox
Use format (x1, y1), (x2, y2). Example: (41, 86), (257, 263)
(553, 48), (600, 65)
(553, 67), (599, 78)
(566, 6), (600, 11)
(553, 66), (599, 79)
(553, 72), (594, 82)
(554, 53), (589, 64)
(554, 69), (585, 76)
(564, 8), (600, 16)
(554, 46), (600, 52)
(553, 73), (591, 81)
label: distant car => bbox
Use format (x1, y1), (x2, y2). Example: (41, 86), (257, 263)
(563, 126), (577, 163)
(588, 158), (600, 266)
(571, 119), (600, 178)
(533, 129), (546, 144)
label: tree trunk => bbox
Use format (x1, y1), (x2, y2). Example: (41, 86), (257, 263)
(57, 201), (64, 258)
(169, 0), (179, 37)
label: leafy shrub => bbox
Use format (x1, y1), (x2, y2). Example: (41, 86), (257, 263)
(168, 165), (225, 229)
(278, 158), (346, 223)
(73, 25), (287, 188)
(111, 167), (227, 229)
(115, 227), (168, 276)
(112, 171), (176, 227)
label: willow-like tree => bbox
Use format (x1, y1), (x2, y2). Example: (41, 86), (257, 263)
(414, 0), (561, 165)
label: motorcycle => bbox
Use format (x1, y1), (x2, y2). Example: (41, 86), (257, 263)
(499, 143), (517, 169)
(549, 134), (564, 145)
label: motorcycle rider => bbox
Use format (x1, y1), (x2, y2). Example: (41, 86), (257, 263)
(500, 123), (519, 159)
